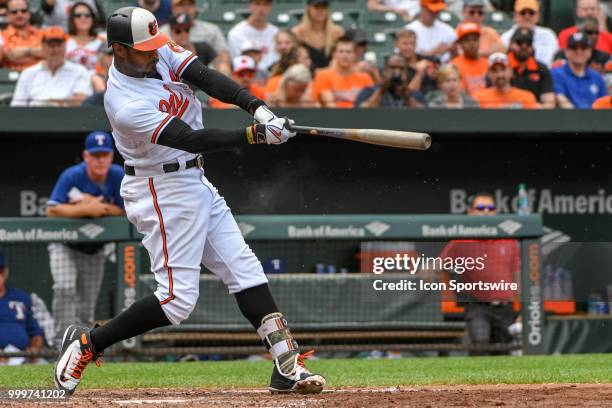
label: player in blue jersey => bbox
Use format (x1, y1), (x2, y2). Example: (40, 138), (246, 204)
(0, 251), (44, 360)
(46, 131), (125, 347)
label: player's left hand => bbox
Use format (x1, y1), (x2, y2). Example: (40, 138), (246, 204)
(263, 117), (296, 145)
(253, 105), (277, 124)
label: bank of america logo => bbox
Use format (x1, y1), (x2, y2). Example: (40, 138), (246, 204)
(238, 222), (255, 237)
(498, 220), (522, 235)
(78, 223), (105, 239)
(365, 221), (390, 237)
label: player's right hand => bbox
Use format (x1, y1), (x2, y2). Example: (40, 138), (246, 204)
(264, 117), (296, 145)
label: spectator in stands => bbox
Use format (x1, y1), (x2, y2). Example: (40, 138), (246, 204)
(404, 0), (457, 62)
(65, 2), (102, 72)
(554, 18), (611, 75)
(0, 251), (44, 362)
(553, 32), (607, 109)
(168, 13), (216, 66)
(472, 52), (538, 108)
(346, 28), (369, 62)
(11, 27), (92, 106)
(501, 0), (558, 67)
(439, 192), (520, 356)
(291, 0), (344, 70)
(558, 0), (611, 54)
(209, 56), (266, 109)
(46, 132), (124, 348)
(451, 22), (488, 95)
(266, 45), (311, 98)
(427, 64), (479, 108)
(508, 27), (555, 108)
(0, 0), (43, 72)
(268, 63), (318, 108)
(0, 1), (9, 30)
(461, 0), (505, 57)
(135, 0), (172, 26)
(592, 94), (611, 108)
(357, 60), (382, 84)
(367, 0), (420, 21)
(228, 0), (278, 72)
(160, 0), (231, 72)
(82, 43), (111, 106)
(240, 40), (269, 85)
(311, 36), (374, 108)
(355, 54), (423, 108)
(395, 29), (438, 95)
(274, 29), (298, 57)
(38, 0), (105, 30)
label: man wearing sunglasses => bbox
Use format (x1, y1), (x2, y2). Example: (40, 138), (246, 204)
(501, 0), (558, 67)
(0, 0), (43, 71)
(460, 0), (505, 57)
(558, 0), (611, 54)
(168, 12), (216, 66)
(439, 192), (520, 355)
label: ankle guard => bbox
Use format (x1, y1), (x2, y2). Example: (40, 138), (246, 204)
(257, 312), (299, 375)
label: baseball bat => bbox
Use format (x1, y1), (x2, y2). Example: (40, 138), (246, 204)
(287, 123), (432, 151)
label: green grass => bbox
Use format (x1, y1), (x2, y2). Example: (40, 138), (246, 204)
(1, 354), (611, 389)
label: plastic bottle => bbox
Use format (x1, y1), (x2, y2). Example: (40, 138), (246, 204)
(518, 183), (530, 215)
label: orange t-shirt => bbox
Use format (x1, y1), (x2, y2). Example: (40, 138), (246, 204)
(1, 25), (43, 71)
(451, 55), (489, 95)
(473, 87), (538, 109)
(311, 68), (374, 108)
(264, 75), (281, 99)
(592, 96), (612, 109)
(209, 83), (266, 109)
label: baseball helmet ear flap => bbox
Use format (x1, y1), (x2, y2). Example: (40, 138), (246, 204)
(107, 6), (169, 51)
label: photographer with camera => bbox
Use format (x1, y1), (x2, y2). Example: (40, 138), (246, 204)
(354, 55), (424, 108)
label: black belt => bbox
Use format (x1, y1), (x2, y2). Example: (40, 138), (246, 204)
(124, 155), (203, 176)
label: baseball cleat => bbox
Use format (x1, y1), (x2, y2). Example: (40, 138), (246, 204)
(54, 325), (102, 395)
(269, 350), (326, 394)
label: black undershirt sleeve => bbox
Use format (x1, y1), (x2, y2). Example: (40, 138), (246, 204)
(157, 117), (254, 153)
(181, 58), (265, 114)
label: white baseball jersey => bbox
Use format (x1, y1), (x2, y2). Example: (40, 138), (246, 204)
(106, 42), (267, 325)
(104, 43), (200, 168)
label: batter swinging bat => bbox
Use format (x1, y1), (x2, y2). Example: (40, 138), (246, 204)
(286, 121), (431, 151)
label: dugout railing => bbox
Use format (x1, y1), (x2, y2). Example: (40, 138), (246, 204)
(0, 214), (546, 358)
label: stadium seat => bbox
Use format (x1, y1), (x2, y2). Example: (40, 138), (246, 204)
(547, 0), (576, 34)
(362, 10), (407, 34)
(0, 69), (19, 106)
(484, 11), (513, 34)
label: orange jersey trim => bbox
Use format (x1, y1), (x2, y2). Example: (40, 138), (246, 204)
(176, 54), (196, 78)
(150, 114), (172, 144)
(148, 178), (175, 305)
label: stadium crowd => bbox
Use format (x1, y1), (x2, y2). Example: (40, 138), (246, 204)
(0, 0), (610, 109)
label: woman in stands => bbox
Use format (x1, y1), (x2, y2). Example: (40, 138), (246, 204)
(65, 2), (103, 72)
(265, 45), (312, 98)
(291, 0), (343, 70)
(268, 63), (319, 108)
(427, 64), (479, 108)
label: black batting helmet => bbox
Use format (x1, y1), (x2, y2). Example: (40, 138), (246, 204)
(106, 7), (169, 51)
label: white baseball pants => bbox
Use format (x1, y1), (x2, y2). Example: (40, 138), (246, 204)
(120, 167), (267, 325)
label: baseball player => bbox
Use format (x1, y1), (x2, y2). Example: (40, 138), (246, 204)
(46, 131), (125, 348)
(54, 7), (325, 395)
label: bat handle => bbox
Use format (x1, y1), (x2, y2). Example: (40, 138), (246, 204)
(284, 117), (294, 132)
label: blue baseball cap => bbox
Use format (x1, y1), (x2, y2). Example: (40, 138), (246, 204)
(85, 131), (114, 154)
